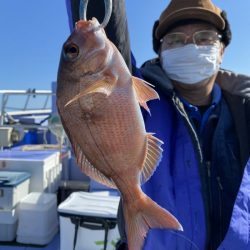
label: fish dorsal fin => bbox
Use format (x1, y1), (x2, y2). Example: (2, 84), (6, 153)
(73, 142), (117, 189)
(140, 133), (164, 184)
(132, 76), (159, 113)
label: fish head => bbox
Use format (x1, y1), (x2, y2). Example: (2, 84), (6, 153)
(59, 17), (109, 74)
(57, 18), (111, 94)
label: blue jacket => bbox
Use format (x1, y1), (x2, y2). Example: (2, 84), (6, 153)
(136, 59), (250, 249)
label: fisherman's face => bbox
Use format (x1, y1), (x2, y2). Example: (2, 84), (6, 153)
(160, 21), (225, 89)
(161, 21), (224, 62)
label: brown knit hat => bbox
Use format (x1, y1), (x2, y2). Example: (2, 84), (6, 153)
(155, 0), (226, 40)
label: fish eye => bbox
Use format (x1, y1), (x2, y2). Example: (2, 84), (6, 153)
(63, 43), (79, 60)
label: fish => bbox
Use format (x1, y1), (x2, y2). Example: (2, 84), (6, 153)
(56, 17), (183, 250)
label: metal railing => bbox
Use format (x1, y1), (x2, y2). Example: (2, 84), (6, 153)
(0, 89), (54, 126)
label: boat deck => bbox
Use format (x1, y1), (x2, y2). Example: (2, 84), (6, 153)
(0, 233), (60, 250)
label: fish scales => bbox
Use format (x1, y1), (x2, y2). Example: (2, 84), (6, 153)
(68, 84), (145, 175)
(56, 18), (182, 250)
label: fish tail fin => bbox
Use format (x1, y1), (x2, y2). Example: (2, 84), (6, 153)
(123, 193), (183, 250)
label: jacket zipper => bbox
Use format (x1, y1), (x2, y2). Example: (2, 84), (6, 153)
(217, 176), (223, 242)
(206, 162), (212, 211)
(172, 95), (213, 247)
(205, 160), (213, 249)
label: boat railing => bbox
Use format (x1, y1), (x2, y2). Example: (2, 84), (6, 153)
(0, 89), (54, 126)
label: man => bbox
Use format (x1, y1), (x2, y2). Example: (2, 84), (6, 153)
(117, 0), (250, 249)
(66, 0), (250, 249)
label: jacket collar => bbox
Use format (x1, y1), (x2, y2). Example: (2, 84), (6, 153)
(216, 69), (250, 98)
(140, 59), (173, 95)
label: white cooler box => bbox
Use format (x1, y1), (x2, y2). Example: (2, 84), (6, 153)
(17, 192), (58, 245)
(58, 192), (120, 250)
(0, 150), (61, 193)
(0, 171), (30, 209)
(0, 208), (18, 241)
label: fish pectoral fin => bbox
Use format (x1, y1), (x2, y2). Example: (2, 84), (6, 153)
(65, 79), (113, 107)
(140, 133), (164, 184)
(132, 76), (160, 114)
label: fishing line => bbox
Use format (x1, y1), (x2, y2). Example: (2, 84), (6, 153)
(168, 229), (200, 250)
(79, 0), (112, 29)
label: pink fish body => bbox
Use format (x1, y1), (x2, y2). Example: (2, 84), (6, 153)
(57, 18), (182, 250)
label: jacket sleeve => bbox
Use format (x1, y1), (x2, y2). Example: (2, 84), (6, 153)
(217, 158), (250, 250)
(65, 0), (132, 72)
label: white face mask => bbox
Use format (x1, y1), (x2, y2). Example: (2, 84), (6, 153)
(160, 44), (221, 84)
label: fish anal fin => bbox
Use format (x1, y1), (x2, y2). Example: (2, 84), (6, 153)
(140, 133), (164, 184)
(65, 78), (114, 107)
(132, 76), (160, 113)
(73, 143), (117, 189)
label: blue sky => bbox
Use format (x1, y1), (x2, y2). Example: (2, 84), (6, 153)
(0, 1), (250, 92)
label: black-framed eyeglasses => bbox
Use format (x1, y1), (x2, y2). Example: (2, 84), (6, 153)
(162, 30), (222, 49)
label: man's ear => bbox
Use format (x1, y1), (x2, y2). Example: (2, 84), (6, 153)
(152, 20), (161, 54)
(218, 43), (225, 64)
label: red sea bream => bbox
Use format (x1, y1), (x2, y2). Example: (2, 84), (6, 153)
(56, 18), (182, 250)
